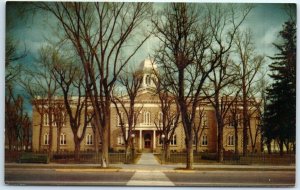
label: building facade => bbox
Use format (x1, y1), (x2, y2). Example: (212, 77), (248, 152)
(31, 59), (261, 153)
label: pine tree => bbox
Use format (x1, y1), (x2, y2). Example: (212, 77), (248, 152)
(263, 20), (296, 155)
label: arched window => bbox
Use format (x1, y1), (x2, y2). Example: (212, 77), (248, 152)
(228, 135), (234, 146)
(170, 134), (177, 145)
(144, 111), (151, 125)
(62, 112), (66, 126)
(60, 133), (66, 145)
(52, 113), (57, 126)
(159, 112), (163, 125)
(43, 113), (49, 126)
(117, 112), (124, 126)
(145, 75), (151, 85)
(117, 134), (124, 145)
(202, 112), (208, 127)
(86, 134), (93, 145)
(201, 134), (208, 146)
(44, 133), (49, 145)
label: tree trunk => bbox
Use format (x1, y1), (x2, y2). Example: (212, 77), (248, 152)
(267, 140), (271, 154)
(292, 142), (296, 153)
(217, 124), (224, 162)
(101, 128), (109, 167)
(125, 144), (130, 164)
(242, 60), (248, 156)
(38, 117), (43, 152)
(284, 141), (289, 154)
(101, 111), (110, 167)
(48, 121), (53, 159)
(234, 127), (239, 156)
(186, 137), (194, 169)
(279, 140), (284, 156)
(8, 135), (12, 151)
(165, 143), (170, 161)
(195, 138), (199, 153)
(56, 128), (61, 153)
(74, 139), (81, 161)
(94, 122), (100, 163)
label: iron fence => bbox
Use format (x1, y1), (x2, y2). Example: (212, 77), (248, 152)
(5, 150), (139, 164)
(156, 152), (295, 165)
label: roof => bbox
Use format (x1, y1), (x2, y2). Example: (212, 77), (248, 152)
(138, 58), (157, 72)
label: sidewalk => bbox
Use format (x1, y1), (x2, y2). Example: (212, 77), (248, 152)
(125, 153), (175, 185)
(5, 153), (295, 172)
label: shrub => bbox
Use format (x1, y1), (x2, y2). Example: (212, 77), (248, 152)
(201, 153), (217, 160)
(19, 153), (49, 164)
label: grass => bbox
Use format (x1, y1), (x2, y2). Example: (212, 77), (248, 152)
(155, 153), (295, 166)
(174, 167), (295, 172)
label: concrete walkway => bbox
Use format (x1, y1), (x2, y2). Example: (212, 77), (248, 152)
(126, 153), (174, 186)
(117, 153), (174, 170)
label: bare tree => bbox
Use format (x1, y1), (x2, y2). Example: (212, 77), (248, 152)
(36, 2), (153, 167)
(22, 113), (32, 151)
(21, 46), (59, 158)
(153, 3), (251, 168)
(153, 3), (214, 169)
(5, 87), (24, 150)
(5, 38), (26, 85)
(204, 57), (241, 162)
(5, 23), (27, 151)
(234, 29), (264, 155)
(228, 98), (243, 156)
(21, 79), (47, 152)
(153, 73), (180, 160)
(51, 50), (93, 161)
(111, 70), (143, 163)
(192, 106), (206, 153)
(52, 101), (66, 153)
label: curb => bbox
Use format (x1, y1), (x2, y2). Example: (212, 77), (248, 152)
(6, 165), (295, 173)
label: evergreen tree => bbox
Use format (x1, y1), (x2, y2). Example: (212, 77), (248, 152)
(263, 20), (296, 155)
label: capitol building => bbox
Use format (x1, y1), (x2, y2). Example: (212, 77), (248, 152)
(32, 59), (261, 153)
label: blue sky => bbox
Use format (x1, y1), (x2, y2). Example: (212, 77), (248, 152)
(5, 2), (296, 115)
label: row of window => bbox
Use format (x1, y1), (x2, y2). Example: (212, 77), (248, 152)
(118, 112), (209, 126)
(43, 112), (66, 126)
(43, 110), (242, 128)
(43, 113), (94, 127)
(43, 133), (236, 147)
(43, 133), (94, 145)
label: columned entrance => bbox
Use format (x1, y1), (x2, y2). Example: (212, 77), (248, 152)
(136, 129), (157, 152)
(144, 133), (152, 149)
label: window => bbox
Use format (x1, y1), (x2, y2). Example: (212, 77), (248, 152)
(144, 111), (151, 125)
(145, 75), (151, 85)
(117, 112), (124, 126)
(43, 113), (49, 126)
(193, 135), (197, 145)
(170, 134), (177, 145)
(237, 114), (241, 127)
(230, 114), (241, 127)
(87, 114), (93, 127)
(44, 133), (49, 145)
(228, 135), (234, 146)
(159, 112), (163, 126)
(60, 133), (66, 145)
(202, 112), (208, 127)
(117, 134), (125, 145)
(86, 134), (93, 145)
(62, 112), (66, 126)
(201, 134), (208, 146)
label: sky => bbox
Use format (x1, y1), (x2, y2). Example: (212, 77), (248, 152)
(5, 2), (296, 116)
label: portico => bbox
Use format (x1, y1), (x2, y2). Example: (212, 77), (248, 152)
(128, 125), (159, 152)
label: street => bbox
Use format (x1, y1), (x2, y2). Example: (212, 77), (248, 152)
(5, 167), (295, 187)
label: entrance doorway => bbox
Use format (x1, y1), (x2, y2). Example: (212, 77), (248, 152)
(144, 133), (152, 149)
